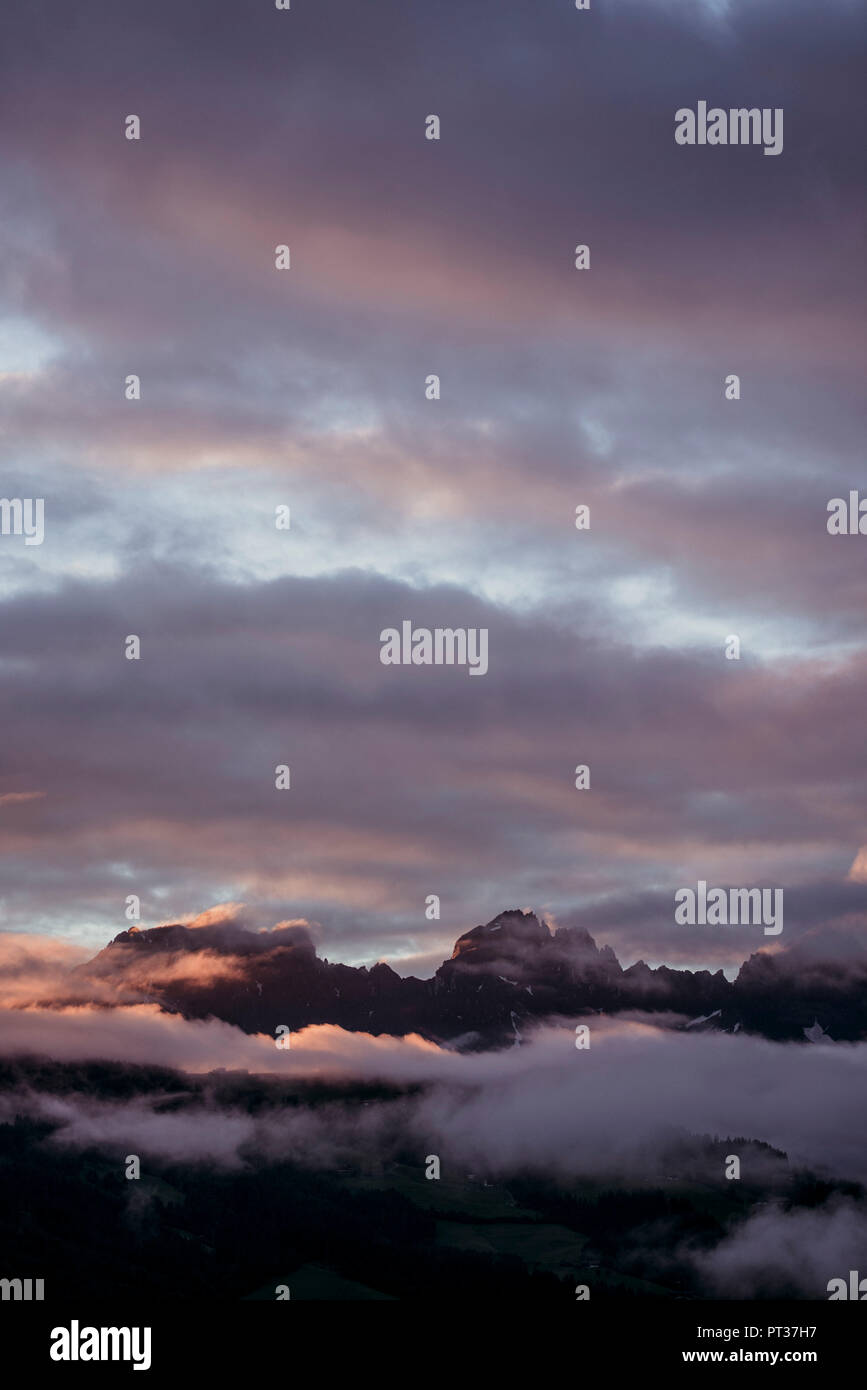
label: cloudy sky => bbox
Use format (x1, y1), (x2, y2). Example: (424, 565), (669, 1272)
(0, 0), (864, 973)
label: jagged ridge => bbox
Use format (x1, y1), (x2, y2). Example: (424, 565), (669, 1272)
(75, 907), (867, 1046)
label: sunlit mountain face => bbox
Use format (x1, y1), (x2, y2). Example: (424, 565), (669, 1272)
(0, 0), (865, 1321)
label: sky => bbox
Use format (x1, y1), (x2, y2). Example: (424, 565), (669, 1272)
(0, 0), (865, 973)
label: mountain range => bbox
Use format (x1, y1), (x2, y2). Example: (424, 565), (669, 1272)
(72, 909), (867, 1047)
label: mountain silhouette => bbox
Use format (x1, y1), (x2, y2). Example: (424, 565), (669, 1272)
(75, 908), (867, 1046)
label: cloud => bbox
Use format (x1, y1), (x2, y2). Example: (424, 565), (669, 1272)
(2, 1007), (866, 1185)
(0, 933), (92, 1005)
(848, 847), (867, 884)
(0, 562), (865, 968)
(688, 1199), (867, 1298)
(0, 0), (863, 968)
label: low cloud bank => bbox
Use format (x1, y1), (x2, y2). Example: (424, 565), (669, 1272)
(1, 1004), (865, 1185)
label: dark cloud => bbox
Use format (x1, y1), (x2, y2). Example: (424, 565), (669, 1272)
(0, 559), (864, 964)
